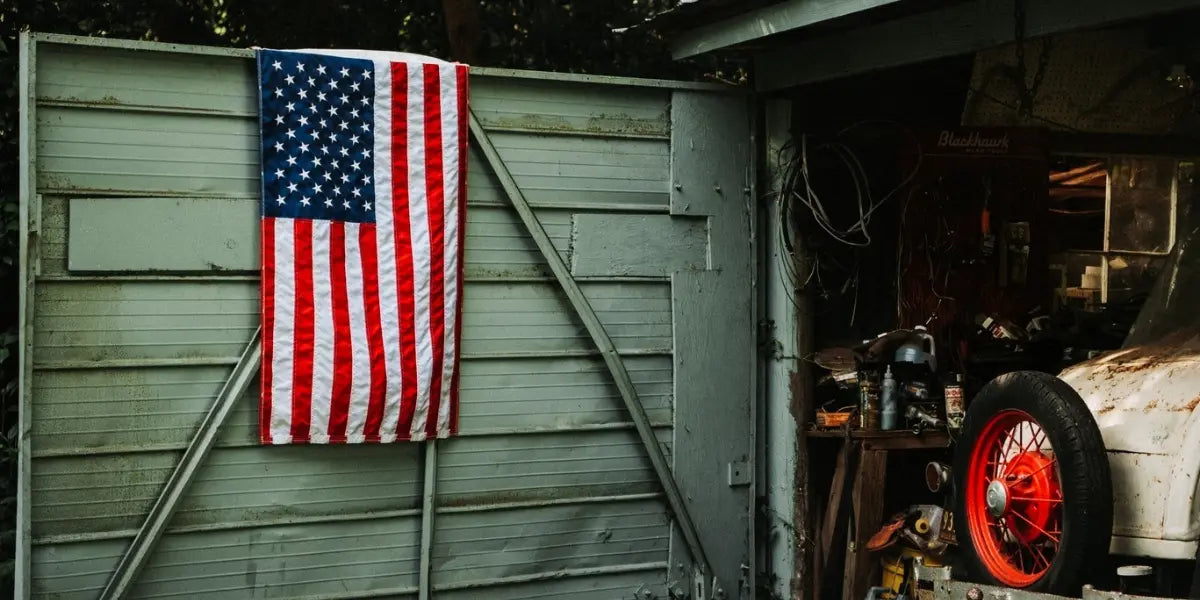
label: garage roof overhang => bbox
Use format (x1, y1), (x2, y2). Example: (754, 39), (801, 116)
(658, 0), (1200, 92)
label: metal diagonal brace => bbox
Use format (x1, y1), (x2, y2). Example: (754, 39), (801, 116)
(466, 111), (718, 591)
(417, 439), (438, 600)
(100, 328), (262, 600)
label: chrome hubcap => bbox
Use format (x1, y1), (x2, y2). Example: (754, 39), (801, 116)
(986, 480), (1009, 517)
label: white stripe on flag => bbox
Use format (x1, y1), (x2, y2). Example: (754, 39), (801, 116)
(407, 65), (434, 441)
(270, 221), (296, 444)
(436, 64), (461, 438)
(344, 222), (372, 443)
(371, 59), (403, 442)
(309, 220), (334, 443)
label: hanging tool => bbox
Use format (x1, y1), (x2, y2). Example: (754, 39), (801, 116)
(980, 176), (995, 258)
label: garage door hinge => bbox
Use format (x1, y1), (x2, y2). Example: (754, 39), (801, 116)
(756, 319), (777, 358)
(30, 193), (41, 235)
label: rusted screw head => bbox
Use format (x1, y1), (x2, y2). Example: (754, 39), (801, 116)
(967, 587), (983, 600)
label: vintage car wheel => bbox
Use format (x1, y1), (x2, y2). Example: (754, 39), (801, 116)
(953, 370), (1113, 594)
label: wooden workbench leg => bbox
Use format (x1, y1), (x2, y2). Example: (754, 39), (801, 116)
(820, 442), (851, 564)
(815, 441), (850, 600)
(843, 449), (888, 600)
(815, 441), (858, 600)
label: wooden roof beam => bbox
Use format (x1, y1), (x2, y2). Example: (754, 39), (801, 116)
(753, 0), (1200, 92)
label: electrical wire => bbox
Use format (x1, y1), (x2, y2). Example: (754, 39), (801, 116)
(782, 122), (924, 248)
(773, 122), (924, 330)
(1049, 208), (1104, 215)
(895, 179), (963, 330)
(967, 86), (1082, 132)
(773, 140), (824, 303)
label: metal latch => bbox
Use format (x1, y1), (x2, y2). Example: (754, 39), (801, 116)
(728, 460), (750, 487)
(635, 583), (658, 599)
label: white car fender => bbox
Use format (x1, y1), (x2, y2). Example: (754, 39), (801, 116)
(1058, 329), (1200, 560)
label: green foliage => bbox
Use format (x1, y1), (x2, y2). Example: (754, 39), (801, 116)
(217, 0), (714, 79)
(0, 326), (14, 592)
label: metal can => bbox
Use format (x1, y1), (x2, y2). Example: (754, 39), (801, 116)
(944, 374), (965, 429)
(859, 375), (880, 430)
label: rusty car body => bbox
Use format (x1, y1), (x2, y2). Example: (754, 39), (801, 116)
(1058, 210), (1200, 564)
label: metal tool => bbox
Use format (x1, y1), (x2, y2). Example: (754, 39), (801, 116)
(906, 404), (943, 434)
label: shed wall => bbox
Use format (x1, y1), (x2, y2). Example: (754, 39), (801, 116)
(21, 34), (753, 599)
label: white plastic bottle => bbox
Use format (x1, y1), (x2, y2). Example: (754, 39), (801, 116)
(881, 365), (898, 430)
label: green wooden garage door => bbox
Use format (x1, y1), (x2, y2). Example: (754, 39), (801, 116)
(16, 33), (755, 600)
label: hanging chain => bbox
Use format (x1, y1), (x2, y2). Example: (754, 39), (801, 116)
(1013, 0), (1027, 82)
(1012, 0), (1051, 119)
(1030, 37), (1054, 106)
(1013, 0), (1031, 116)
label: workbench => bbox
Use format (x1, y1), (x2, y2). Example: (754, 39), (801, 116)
(806, 428), (952, 600)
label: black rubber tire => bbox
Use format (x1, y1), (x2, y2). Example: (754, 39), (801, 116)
(952, 370), (1113, 595)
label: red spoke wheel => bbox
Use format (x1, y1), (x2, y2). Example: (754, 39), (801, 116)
(966, 410), (1061, 586)
(953, 371), (1113, 595)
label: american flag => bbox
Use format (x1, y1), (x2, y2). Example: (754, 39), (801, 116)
(256, 48), (467, 444)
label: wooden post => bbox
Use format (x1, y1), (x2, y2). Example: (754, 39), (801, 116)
(793, 244), (816, 600)
(820, 443), (851, 563)
(843, 449), (888, 600)
(816, 440), (855, 600)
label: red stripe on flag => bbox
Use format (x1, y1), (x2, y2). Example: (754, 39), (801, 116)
(359, 223), (388, 440)
(327, 221), (352, 441)
(261, 218), (276, 444)
(423, 63), (447, 439)
(391, 62), (420, 439)
(290, 219), (315, 443)
(449, 64), (468, 435)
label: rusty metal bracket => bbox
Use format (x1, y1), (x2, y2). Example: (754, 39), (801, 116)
(466, 110), (718, 590)
(99, 328), (262, 600)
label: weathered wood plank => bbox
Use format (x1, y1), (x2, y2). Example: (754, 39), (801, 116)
(570, 214), (706, 277)
(844, 449), (888, 600)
